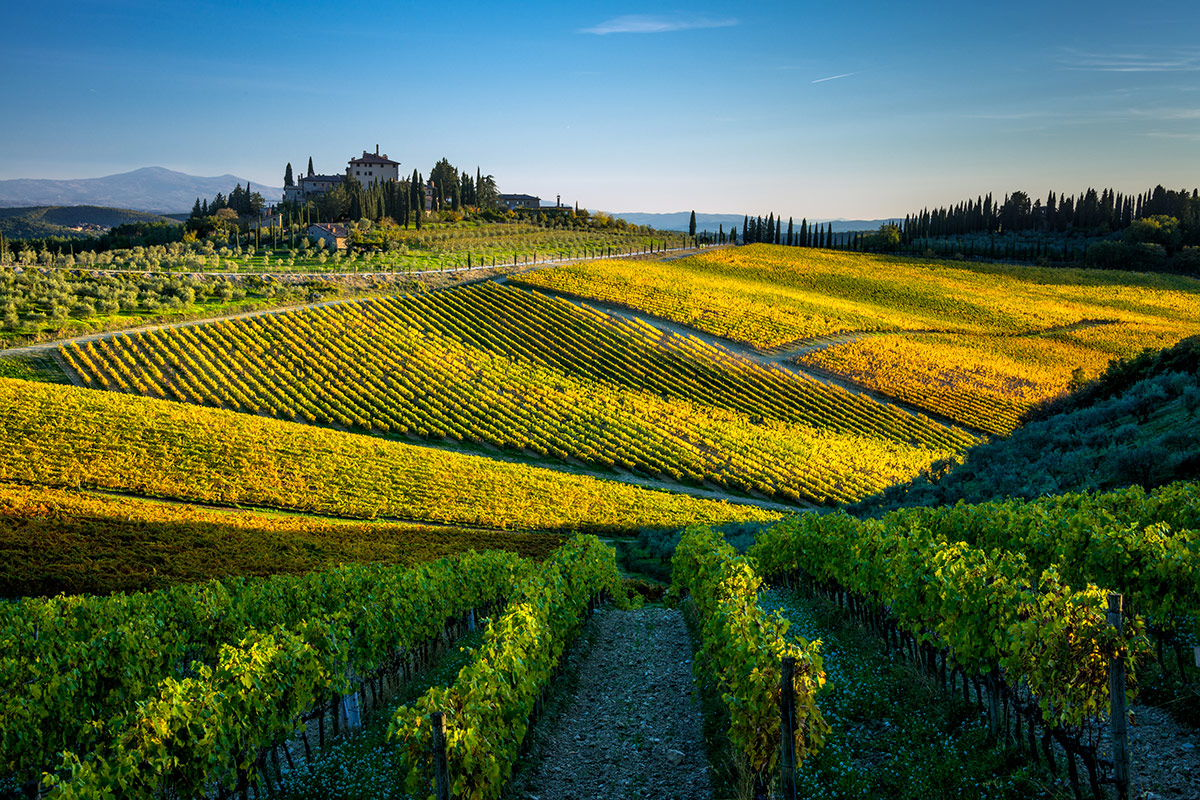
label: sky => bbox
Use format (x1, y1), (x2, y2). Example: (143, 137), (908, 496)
(2, 0), (1199, 219)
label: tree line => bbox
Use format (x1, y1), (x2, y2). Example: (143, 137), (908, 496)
(739, 213), (848, 248)
(900, 185), (1200, 243)
(188, 183), (265, 221)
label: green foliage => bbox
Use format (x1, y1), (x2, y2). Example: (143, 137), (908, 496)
(750, 511), (1150, 728)
(0, 267), (319, 338)
(1125, 215), (1183, 252)
(389, 536), (629, 800)
(0, 207), (178, 242)
(13, 550), (529, 794)
(867, 482), (1200, 643)
(670, 526), (827, 790)
(765, 587), (1054, 800)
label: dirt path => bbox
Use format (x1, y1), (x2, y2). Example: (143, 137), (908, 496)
(505, 606), (714, 800)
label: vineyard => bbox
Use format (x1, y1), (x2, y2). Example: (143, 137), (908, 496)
(32, 537), (625, 800)
(516, 246), (1200, 435)
(12, 220), (686, 275)
(749, 509), (1150, 798)
(661, 473), (1200, 799)
(2, 238), (1198, 798)
(0, 482), (565, 596)
(58, 281), (973, 505)
(2, 540), (554, 797)
(795, 331), (1110, 435)
(0, 377), (774, 531)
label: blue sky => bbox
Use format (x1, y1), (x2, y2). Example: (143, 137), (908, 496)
(3, 0), (1198, 218)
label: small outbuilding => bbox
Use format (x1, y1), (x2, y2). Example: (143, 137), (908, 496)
(307, 222), (349, 250)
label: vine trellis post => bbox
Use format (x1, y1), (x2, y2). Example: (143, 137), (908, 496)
(1107, 592), (1130, 800)
(780, 656), (798, 799)
(432, 711), (451, 800)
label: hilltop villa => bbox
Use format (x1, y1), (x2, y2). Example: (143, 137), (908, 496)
(283, 146), (400, 205)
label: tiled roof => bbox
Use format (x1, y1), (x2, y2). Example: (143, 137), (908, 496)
(349, 152), (399, 166)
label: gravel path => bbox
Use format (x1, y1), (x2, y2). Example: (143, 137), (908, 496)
(506, 606), (714, 800)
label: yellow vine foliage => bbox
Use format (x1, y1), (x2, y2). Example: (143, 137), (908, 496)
(519, 246), (1200, 433)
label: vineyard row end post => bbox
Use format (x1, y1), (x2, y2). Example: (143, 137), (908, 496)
(780, 656), (798, 799)
(432, 711), (451, 800)
(1107, 592), (1130, 800)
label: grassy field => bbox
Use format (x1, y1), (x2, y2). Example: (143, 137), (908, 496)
(61, 282), (974, 505)
(0, 482), (567, 596)
(0, 377), (776, 533)
(516, 246), (1200, 434)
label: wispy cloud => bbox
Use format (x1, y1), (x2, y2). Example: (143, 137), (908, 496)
(1128, 107), (1200, 120)
(811, 72), (859, 84)
(1059, 50), (1200, 73)
(1145, 131), (1200, 142)
(581, 14), (737, 35)
(965, 110), (1065, 121)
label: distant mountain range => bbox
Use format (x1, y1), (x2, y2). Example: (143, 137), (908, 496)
(0, 167), (282, 214)
(611, 211), (902, 234)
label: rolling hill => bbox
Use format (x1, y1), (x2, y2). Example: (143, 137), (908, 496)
(0, 205), (180, 240)
(0, 167), (281, 214)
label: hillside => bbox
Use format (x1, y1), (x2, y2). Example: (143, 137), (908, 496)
(0, 167), (281, 213)
(0, 482), (563, 596)
(516, 246), (1200, 435)
(0, 205), (179, 240)
(858, 336), (1200, 510)
(60, 282), (973, 506)
(0, 377), (776, 532)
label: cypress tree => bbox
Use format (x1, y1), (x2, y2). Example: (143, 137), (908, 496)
(688, 210), (697, 237)
(786, 217), (794, 246)
(799, 218), (808, 247)
(742, 216), (749, 243)
(284, 163), (294, 187)
(307, 156), (314, 177)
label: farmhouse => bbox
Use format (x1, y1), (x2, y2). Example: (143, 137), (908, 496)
(307, 222), (348, 250)
(499, 193), (540, 211)
(283, 167), (342, 205)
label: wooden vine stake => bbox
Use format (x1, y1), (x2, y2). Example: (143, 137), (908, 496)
(780, 656), (797, 800)
(1107, 592), (1130, 800)
(432, 711), (452, 800)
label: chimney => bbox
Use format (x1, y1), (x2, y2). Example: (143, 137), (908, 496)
(375, 144), (379, 155)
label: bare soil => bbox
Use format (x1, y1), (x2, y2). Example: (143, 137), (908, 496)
(505, 606), (714, 800)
